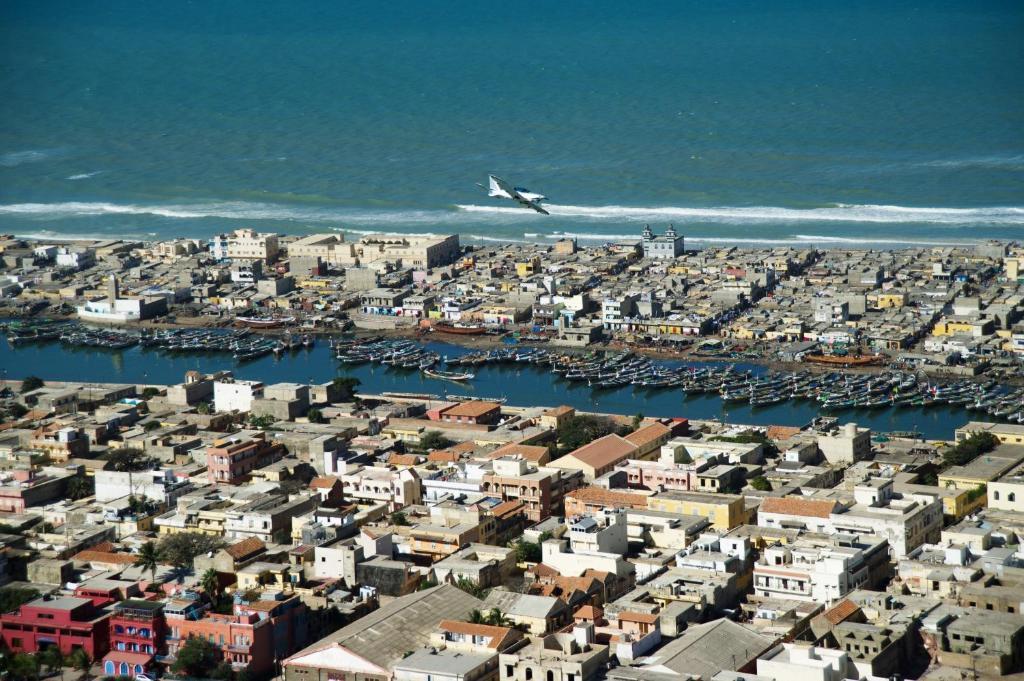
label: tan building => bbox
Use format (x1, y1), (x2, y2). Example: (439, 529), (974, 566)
(226, 228), (279, 262)
(549, 435), (639, 481)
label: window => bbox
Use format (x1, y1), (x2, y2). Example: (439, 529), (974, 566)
(1009, 493), (1016, 503)
(526, 669), (533, 680)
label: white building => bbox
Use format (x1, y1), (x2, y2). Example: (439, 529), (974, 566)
(989, 462), (1024, 512)
(55, 247), (95, 270)
(224, 228), (279, 262)
(753, 536), (887, 605)
(94, 468), (194, 505)
(540, 509), (633, 578)
(641, 224), (685, 259)
(831, 478), (943, 558)
(213, 378), (265, 413)
(758, 643), (881, 681)
(340, 465), (422, 511)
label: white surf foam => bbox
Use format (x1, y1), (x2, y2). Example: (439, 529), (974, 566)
(456, 203), (1024, 225)
(0, 148), (64, 167)
(2, 200), (1021, 228)
(66, 171), (103, 180)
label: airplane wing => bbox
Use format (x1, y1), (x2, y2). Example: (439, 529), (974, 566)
(489, 175), (515, 198)
(524, 200), (550, 215)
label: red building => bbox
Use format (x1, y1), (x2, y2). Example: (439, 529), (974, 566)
(0, 596), (110, 658)
(103, 599), (166, 678)
(165, 599), (276, 677)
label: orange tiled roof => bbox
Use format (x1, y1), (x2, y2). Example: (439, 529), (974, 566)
(438, 619), (518, 648)
(489, 443), (550, 462)
(224, 536), (266, 560)
(489, 500), (526, 518)
(766, 425), (803, 442)
(822, 598), (861, 625)
(566, 486), (649, 509)
(309, 476), (340, 489)
(560, 434), (637, 470)
(388, 453), (422, 467)
(442, 401), (501, 418)
(760, 496), (838, 519)
(619, 611), (659, 624)
(74, 550), (137, 565)
(624, 422), (670, 448)
(575, 605), (604, 620)
(427, 450), (463, 463)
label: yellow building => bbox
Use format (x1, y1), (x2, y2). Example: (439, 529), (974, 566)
(237, 561), (301, 591)
(870, 292), (905, 309)
(932, 318), (991, 337)
(646, 490), (745, 531)
(938, 445), (1024, 492)
(515, 257), (541, 277)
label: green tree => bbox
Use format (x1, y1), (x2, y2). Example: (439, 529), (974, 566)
(631, 412), (645, 431)
(170, 636), (220, 677)
(141, 387), (160, 399)
(142, 420), (162, 432)
(201, 567), (220, 599)
(512, 539), (542, 563)
(8, 653), (41, 681)
(107, 447), (152, 503)
(66, 474), (95, 500)
(157, 532), (225, 574)
(749, 476), (772, 492)
(38, 647), (63, 675)
(5, 402), (28, 420)
(485, 608), (511, 626)
(67, 649), (91, 680)
(331, 376), (361, 401)
(943, 432), (1000, 467)
(468, 608), (487, 624)
(210, 661), (234, 681)
(196, 402), (212, 415)
(19, 376), (43, 394)
(134, 540), (161, 583)
(307, 408), (324, 424)
(257, 569), (276, 586)
(556, 415), (618, 453)
(418, 431), (452, 451)
(249, 414), (276, 430)
(0, 586), (40, 613)
(390, 511), (410, 526)
(453, 577), (487, 599)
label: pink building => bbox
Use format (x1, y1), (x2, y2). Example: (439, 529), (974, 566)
(615, 459), (701, 491)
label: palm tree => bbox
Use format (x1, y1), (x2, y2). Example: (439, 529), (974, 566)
(38, 647), (62, 677)
(68, 649), (91, 681)
(200, 568), (219, 600)
(486, 608), (511, 627)
(468, 609), (486, 624)
(135, 540), (160, 583)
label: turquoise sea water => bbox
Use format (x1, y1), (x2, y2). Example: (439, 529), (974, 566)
(1, 1), (1022, 247)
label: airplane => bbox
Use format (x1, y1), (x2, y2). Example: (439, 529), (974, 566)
(476, 174), (550, 215)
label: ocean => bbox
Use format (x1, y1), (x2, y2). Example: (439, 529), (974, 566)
(1, 1), (1022, 247)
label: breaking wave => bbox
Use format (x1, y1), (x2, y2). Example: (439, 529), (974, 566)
(456, 203), (1024, 225)
(0, 200), (1021, 227)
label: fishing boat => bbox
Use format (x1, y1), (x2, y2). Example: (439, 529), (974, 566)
(434, 322), (487, 335)
(235, 315), (296, 328)
(423, 367), (475, 382)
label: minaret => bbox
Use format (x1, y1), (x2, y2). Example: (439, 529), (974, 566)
(665, 223), (677, 239)
(107, 274), (120, 302)
(641, 224), (654, 241)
